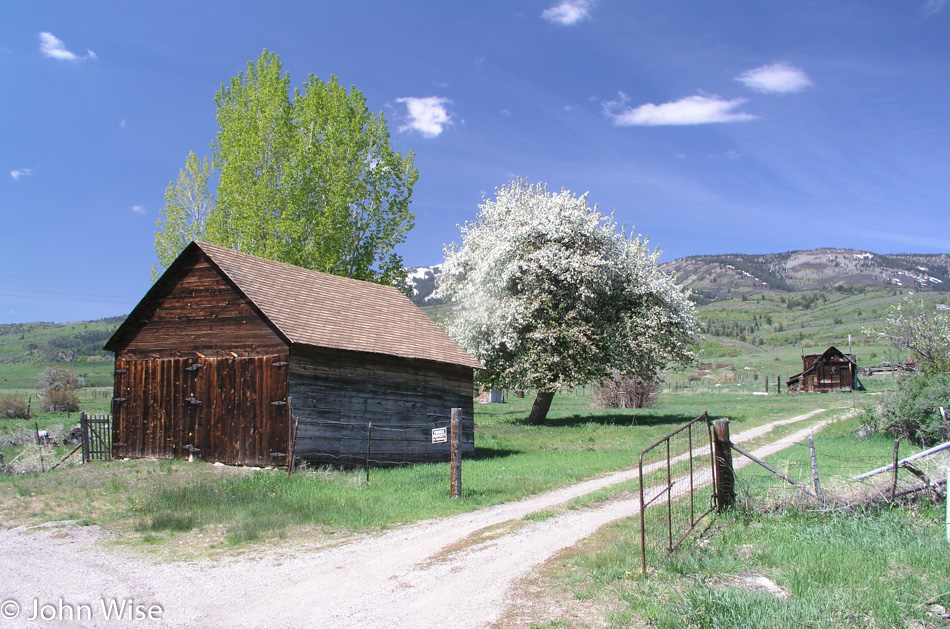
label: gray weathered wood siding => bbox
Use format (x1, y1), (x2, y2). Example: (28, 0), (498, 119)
(289, 346), (475, 467)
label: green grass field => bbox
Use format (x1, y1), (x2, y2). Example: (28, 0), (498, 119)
(528, 412), (950, 628)
(0, 387), (841, 549)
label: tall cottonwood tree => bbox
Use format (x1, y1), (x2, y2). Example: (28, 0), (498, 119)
(154, 50), (417, 286)
(439, 180), (697, 424)
(152, 151), (215, 279)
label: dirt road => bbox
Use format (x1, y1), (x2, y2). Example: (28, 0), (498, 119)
(0, 409), (839, 628)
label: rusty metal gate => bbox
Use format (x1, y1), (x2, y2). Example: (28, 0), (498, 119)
(80, 412), (111, 462)
(638, 412), (717, 572)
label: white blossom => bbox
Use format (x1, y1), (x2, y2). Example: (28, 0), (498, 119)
(439, 179), (698, 394)
(871, 297), (950, 373)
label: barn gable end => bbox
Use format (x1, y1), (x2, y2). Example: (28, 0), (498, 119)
(106, 247), (288, 359)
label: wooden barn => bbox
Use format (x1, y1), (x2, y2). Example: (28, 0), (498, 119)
(786, 346), (863, 393)
(104, 241), (482, 468)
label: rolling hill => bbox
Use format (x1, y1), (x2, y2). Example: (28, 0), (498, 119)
(662, 248), (949, 305)
(2, 248), (948, 383)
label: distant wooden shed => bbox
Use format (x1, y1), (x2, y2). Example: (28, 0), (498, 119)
(104, 242), (482, 467)
(786, 346), (863, 393)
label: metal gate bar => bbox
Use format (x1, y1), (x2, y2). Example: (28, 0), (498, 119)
(638, 412), (716, 573)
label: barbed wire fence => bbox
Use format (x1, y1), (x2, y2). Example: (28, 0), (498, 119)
(731, 435), (949, 513)
(639, 414), (950, 572)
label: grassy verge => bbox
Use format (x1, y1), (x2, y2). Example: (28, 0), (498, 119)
(518, 413), (950, 628)
(0, 388), (836, 553)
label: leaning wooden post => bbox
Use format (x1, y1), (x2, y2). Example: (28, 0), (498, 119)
(450, 408), (462, 499)
(808, 433), (826, 509)
(712, 419), (735, 511)
(890, 438), (901, 502)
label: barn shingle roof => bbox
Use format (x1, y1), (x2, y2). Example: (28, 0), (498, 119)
(111, 242), (482, 369)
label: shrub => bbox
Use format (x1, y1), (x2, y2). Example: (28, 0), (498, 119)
(41, 388), (81, 413)
(594, 372), (659, 409)
(869, 372), (950, 446)
(35, 366), (86, 392)
(35, 366), (84, 413)
(0, 393), (31, 419)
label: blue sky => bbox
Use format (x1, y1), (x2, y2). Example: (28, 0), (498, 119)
(2, 1), (949, 324)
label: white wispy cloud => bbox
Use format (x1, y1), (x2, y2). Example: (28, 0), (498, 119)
(605, 93), (755, 126)
(10, 168), (33, 181)
(541, 0), (595, 25)
(131, 204), (145, 215)
(39, 32), (97, 62)
(922, 0), (946, 15)
(396, 97), (454, 138)
(736, 63), (812, 94)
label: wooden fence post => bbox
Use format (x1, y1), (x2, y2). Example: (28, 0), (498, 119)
(450, 408), (462, 499)
(890, 438), (901, 502)
(713, 419), (735, 511)
(365, 422), (372, 485)
(809, 433), (825, 509)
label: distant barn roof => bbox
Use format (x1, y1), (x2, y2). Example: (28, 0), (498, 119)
(106, 241), (482, 369)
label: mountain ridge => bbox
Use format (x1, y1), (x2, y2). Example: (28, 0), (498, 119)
(408, 248), (950, 305)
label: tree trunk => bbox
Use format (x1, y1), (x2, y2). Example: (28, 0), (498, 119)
(527, 390), (555, 425)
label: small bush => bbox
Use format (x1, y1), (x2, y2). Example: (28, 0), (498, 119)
(35, 366), (84, 412)
(35, 366), (85, 392)
(40, 388), (81, 413)
(594, 373), (659, 409)
(0, 393), (31, 419)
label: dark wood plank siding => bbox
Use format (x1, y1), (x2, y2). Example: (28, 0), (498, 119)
(113, 355), (289, 466)
(289, 346), (474, 467)
(114, 252), (286, 359)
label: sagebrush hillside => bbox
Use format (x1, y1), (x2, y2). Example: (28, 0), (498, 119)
(0, 317), (123, 365)
(663, 248), (949, 305)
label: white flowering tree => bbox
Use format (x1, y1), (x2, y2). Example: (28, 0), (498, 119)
(877, 297), (950, 374)
(439, 180), (697, 424)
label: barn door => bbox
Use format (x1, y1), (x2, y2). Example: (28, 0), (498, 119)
(112, 355), (289, 466)
(190, 355), (289, 466)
